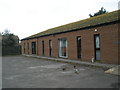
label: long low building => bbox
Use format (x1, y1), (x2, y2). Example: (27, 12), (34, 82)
(21, 10), (120, 64)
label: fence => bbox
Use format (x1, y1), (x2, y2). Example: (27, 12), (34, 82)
(2, 45), (21, 56)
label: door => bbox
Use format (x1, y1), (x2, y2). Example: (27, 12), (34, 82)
(94, 34), (100, 60)
(32, 42), (36, 54)
(77, 36), (81, 58)
(27, 43), (29, 54)
(49, 40), (52, 56)
(42, 40), (44, 56)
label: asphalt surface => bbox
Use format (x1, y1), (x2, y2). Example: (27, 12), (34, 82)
(2, 55), (119, 88)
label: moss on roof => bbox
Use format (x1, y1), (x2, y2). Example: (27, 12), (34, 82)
(24, 10), (119, 40)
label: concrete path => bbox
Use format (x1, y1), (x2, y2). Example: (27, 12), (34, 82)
(105, 65), (120, 75)
(24, 54), (117, 69)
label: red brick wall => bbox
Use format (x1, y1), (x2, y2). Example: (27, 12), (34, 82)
(118, 23), (120, 64)
(21, 39), (38, 55)
(21, 23), (119, 64)
(100, 24), (118, 64)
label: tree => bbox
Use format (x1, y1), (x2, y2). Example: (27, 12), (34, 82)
(2, 29), (21, 55)
(0, 32), (2, 35)
(89, 7), (108, 17)
(3, 29), (10, 35)
(2, 30), (19, 46)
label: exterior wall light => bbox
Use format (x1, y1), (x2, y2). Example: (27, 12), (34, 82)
(95, 29), (97, 32)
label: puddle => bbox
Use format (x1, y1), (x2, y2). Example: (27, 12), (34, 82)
(5, 75), (22, 80)
(78, 68), (85, 71)
(28, 64), (67, 69)
(61, 71), (73, 74)
(40, 70), (43, 71)
(40, 64), (67, 69)
(28, 66), (41, 69)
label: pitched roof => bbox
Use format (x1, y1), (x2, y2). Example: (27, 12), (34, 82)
(22, 10), (120, 40)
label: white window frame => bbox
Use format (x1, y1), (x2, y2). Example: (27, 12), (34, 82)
(58, 38), (68, 58)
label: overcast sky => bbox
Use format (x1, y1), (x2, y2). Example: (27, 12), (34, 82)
(0, 0), (119, 39)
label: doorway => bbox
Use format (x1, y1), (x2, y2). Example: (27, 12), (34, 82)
(76, 36), (81, 59)
(94, 34), (100, 60)
(32, 42), (36, 54)
(49, 40), (52, 56)
(42, 40), (44, 56)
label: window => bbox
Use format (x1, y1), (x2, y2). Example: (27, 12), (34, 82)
(95, 36), (100, 48)
(59, 38), (68, 58)
(49, 40), (52, 56)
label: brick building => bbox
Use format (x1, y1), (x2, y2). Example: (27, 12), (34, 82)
(21, 10), (120, 64)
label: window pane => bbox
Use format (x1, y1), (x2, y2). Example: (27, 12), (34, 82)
(96, 50), (100, 60)
(59, 39), (67, 57)
(95, 36), (100, 48)
(94, 34), (100, 60)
